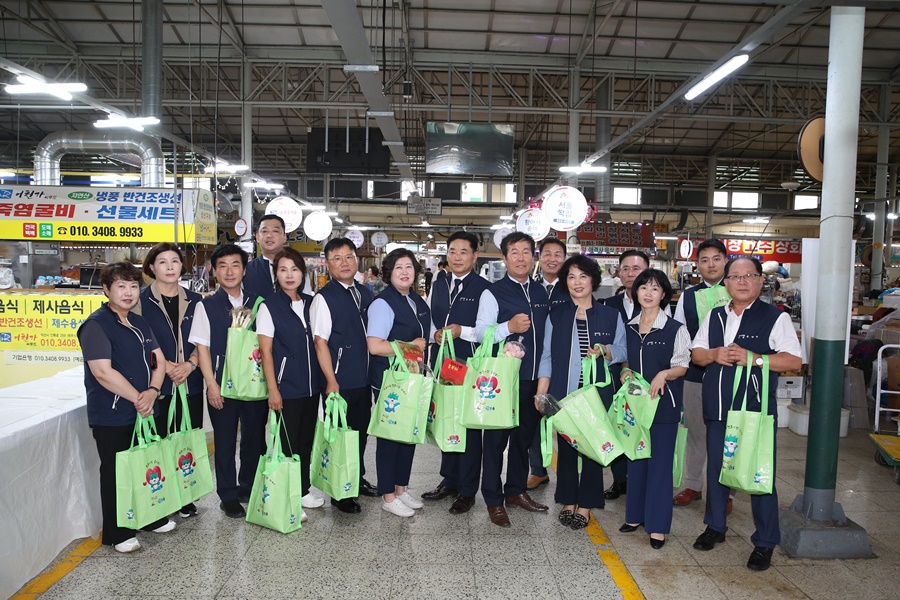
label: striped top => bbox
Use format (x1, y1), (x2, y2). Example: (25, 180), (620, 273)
(576, 317), (590, 386)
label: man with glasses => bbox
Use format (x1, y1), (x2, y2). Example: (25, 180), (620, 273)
(690, 257), (801, 572)
(673, 239), (733, 513)
(310, 238), (380, 512)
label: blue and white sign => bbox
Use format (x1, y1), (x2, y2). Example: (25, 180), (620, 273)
(541, 185), (588, 232)
(515, 208), (551, 241)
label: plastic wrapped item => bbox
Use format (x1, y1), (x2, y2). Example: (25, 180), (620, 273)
(503, 338), (526, 359)
(534, 393), (561, 416)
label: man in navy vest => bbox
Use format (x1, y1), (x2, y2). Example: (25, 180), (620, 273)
(475, 231), (550, 527)
(310, 237), (379, 513)
(527, 236), (568, 490)
(673, 239), (732, 512)
(690, 257), (801, 572)
(244, 214), (314, 299)
(421, 231), (491, 514)
(188, 244), (267, 519)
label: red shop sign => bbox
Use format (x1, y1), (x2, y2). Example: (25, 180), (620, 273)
(678, 238), (802, 263)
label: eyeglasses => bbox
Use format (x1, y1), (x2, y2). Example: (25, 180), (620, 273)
(724, 273), (762, 282)
(327, 255), (357, 263)
(620, 266), (645, 274)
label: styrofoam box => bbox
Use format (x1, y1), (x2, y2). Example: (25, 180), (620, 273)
(777, 376), (804, 399)
(788, 404), (850, 437)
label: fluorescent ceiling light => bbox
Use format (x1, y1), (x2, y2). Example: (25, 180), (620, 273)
(349, 225), (371, 231)
(685, 54), (750, 101)
(382, 141), (404, 147)
(499, 215), (513, 221)
(244, 181), (283, 190)
(0, 170), (15, 178)
(490, 223), (510, 230)
(94, 114), (160, 131)
(559, 165), (608, 174)
(343, 65), (379, 72)
(303, 203), (326, 210)
(367, 111), (394, 117)
(5, 75), (86, 100)
(655, 236), (679, 240)
(204, 162), (249, 173)
(866, 213), (875, 220)
(334, 217), (344, 224)
(890, 213), (898, 220)
(321, 211), (339, 216)
(742, 217), (769, 224)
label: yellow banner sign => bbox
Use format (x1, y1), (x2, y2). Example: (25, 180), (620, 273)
(0, 293), (105, 351)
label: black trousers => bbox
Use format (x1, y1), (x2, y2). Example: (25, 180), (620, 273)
(91, 424), (168, 546)
(555, 433), (605, 509)
(481, 379), (539, 506)
(207, 397), (268, 502)
(340, 385), (373, 480)
(155, 391), (204, 437)
(456, 428), (484, 497)
(279, 395), (320, 496)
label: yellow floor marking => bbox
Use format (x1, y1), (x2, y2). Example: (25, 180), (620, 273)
(10, 536), (101, 599)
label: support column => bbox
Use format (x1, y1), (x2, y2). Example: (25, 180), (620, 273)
(706, 157), (716, 238)
(888, 167), (898, 266)
(517, 146), (526, 204)
(594, 79), (611, 220)
(240, 61), (254, 242)
(780, 6), (873, 559)
(870, 84), (891, 290)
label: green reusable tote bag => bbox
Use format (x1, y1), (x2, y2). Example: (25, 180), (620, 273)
(310, 393), (361, 500)
(459, 325), (521, 429)
(221, 297), (268, 401)
(246, 410), (304, 533)
(611, 372), (656, 460)
(426, 330), (467, 452)
(546, 355), (624, 467)
(719, 352), (775, 495)
(673, 421), (689, 488)
(694, 285), (731, 325)
(162, 384), (214, 503)
(368, 342), (434, 444)
(116, 414), (182, 529)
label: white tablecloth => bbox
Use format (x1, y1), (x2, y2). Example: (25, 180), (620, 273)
(0, 367), (101, 600)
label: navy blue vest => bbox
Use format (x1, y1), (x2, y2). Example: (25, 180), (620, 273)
(244, 257), (275, 300)
(261, 289), (322, 398)
(548, 298), (619, 408)
(316, 279), (374, 389)
(702, 301), (782, 421)
(78, 304), (158, 426)
(368, 285), (431, 388)
(625, 315), (685, 424)
(537, 277), (569, 309)
(604, 292), (639, 323)
(680, 281), (727, 383)
(139, 286), (203, 395)
(201, 288), (262, 385)
(488, 276), (550, 381)
(430, 271), (490, 363)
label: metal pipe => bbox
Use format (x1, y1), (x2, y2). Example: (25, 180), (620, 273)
(871, 84), (891, 288)
(33, 130), (164, 187)
(141, 0), (163, 120)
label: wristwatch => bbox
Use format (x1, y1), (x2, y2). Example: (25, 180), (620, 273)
(149, 385), (161, 396)
(754, 354), (764, 367)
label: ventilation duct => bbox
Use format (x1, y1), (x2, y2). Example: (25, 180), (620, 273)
(33, 131), (165, 187)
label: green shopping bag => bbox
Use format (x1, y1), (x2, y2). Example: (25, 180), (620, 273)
(426, 330), (467, 452)
(310, 393), (360, 500)
(459, 325), (521, 429)
(694, 285), (731, 325)
(161, 384), (214, 504)
(116, 414), (182, 529)
(368, 342), (434, 444)
(541, 355), (623, 467)
(246, 410), (303, 533)
(673, 424), (688, 488)
(611, 372), (657, 460)
(221, 297), (268, 401)
(719, 352), (775, 495)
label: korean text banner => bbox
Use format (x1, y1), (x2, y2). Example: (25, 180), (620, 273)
(0, 293), (105, 351)
(677, 238), (802, 263)
(0, 186), (216, 244)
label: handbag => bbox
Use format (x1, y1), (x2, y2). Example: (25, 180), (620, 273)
(611, 371), (657, 460)
(459, 325), (521, 429)
(221, 297), (268, 401)
(115, 414), (182, 529)
(694, 285), (731, 325)
(540, 355), (623, 467)
(719, 352), (775, 495)
(246, 410), (304, 533)
(426, 330), (467, 452)
(310, 393), (361, 500)
(161, 384), (214, 504)
(673, 421), (689, 488)
(368, 342), (434, 444)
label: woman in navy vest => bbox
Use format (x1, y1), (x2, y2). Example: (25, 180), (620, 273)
(77, 262), (174, 553)
(536, 255), (627, 529)
(619, 269), (690, 549)
(134, 242), (203, 519)
(258, 247), (324, 522)
(367, 248), (431, 518)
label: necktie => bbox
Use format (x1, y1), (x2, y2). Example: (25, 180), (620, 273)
(546, 283), (554, 295)
(450, 278), (462, 303)
(350, 285), (361, 310)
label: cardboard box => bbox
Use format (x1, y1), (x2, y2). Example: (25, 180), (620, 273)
(855, 305), (879, 315)
(777, 376), (804, 400)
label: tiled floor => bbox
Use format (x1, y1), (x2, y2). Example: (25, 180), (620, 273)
(22, 426), (900, 600)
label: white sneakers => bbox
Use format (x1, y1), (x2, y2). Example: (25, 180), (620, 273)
(114, 537), (140, 553)
(301, 493), (325, 508)
(382, 497), (415, 518)
(150, 519), (177, 533)
(301, 510), (309, 523)
(398, 491), (424, 510)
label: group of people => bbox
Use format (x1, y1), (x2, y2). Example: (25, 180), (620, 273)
(78, 217), (800, 572)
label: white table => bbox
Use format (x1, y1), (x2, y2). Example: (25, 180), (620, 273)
(0, 367), (101, 600)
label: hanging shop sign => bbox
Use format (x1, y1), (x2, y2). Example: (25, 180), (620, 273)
(265, 196), (303, 233)
(371, 231), (389, 248)
(0, 293), (105, 352)
(346, 229), (365, 248)
(515, 208), (551, 241)
(0, 186), (216, 245)
(679, 239), (694, 259)
(303, 211), (333, 241)
(234, 218), (248, 237)
(493, 227), (513, 249)
(576, 221), (654, 254)
(677, 238), (803, 263)
(541, 186), (588, 232)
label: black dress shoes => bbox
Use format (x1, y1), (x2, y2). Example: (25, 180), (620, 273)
(604, 481), (627, 500)
(237, 492), (251, 504)
(693, 525), (727, 551)
(359, 478), (379, 497)
(747, 546), (774, 571)
(331, 497), (362, 513)
(220, 500), (246, 519)
(650, 536), (666, 550)
(449, 495), (475, 514)
(422, 483), (458, 501)
(619, 522), (643, 533)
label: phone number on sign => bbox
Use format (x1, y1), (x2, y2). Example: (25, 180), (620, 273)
(40, 337), (79, 348)
(61, 225), (145, 238)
